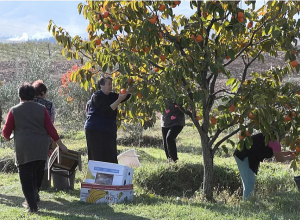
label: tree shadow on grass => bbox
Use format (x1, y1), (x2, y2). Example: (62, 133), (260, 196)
(186, 191), (300, 219)
(137, 149), (167, 164)
(0, 193), (150, 220)
(117, 135), (163, 148)
(176, 144), (202, 155)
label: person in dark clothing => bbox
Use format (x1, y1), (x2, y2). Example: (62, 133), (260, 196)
(234, 133), (295, 201)
(84, 76), (131, 163)
(32, 80), (55, 124)
(2, 83), (68, 213)
(161, 102), (185, 162)
(32, 80), (57, 151)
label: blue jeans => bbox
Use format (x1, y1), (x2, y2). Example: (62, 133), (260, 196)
(234, 156), (255, 201)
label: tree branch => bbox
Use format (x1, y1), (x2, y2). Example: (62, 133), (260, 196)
(224, 4), (283, 68)
(212, 127), (241, 154)
(212, 89), (236, 97)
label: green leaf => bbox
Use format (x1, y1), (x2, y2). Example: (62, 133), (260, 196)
(83, 80), (88, 91)
(226, 78), (235, 86)
(74, 51), (79, 59)
(237, 140), (244, 151)
(125, 25), (131, 33)
(212, 22), (221, 34)
(102, 63), (108, 72)
(290, 159), (297, 171)
(227, 49), (235, 60)
(258, 54), (265, 63)
(284, 52), (291, 61)
(232, 81), (240, 92)
(77, 3), (83, 14)
(47, 21), (52, 32)
(272, 30), (281, 38)
(226, 139), (235, 147)
(119, 65), (126, 74)
(218, 105), (227, 111)
(221, 145), (228, 154)
(265, 23), (272, 35)
(67, 51), (72, 61)
(210, 64), (218, 75)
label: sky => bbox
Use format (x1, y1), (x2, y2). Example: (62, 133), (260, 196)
(0, 1), (268, 42)
(0, 0), (195, 42)
(0, 1), (90, 41)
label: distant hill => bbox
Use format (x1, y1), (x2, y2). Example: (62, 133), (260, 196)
(0, 41), (79, 81)
(0, 41), (298, 83)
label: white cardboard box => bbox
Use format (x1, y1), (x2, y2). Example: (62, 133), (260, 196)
(80, 182), (133, 204)
(85, 160), (133, 185)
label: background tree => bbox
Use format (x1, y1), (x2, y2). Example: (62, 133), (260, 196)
(49, 1), (300, 201)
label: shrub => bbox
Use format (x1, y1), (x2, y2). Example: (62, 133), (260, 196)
(0, 47), (91, 135)
(133, 161), (241, 197)
(117, 121), (162, 147)
(255, 162), (296, 195)
(0, 48), (59, 113)
(0, 157), (17, 173)
(56, 66), (91, 133)
(117, 135), (162, 147)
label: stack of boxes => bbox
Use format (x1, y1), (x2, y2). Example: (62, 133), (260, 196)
(80, 160), (134, 204)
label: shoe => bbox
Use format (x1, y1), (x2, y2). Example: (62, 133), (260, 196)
(168, 158), (177, 163)
(22, 196), (40, 209)
(22, 190), (40, 207)
(22, 200), (29, 208)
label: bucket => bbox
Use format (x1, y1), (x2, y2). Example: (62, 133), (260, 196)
(52, 169), (76, 190)
(40, 169), (51, 190)
(117, 149), (141, 168)
(294, 176), (300, 191)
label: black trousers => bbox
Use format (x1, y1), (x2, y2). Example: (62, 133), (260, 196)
(18, 160), (45, 210)
(85, 129), (118, 164)
(162, 126), (183, 162)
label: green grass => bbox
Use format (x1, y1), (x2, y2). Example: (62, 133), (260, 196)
(1, 121), (300, 219)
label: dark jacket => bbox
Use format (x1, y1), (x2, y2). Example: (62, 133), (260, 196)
(161, 102), (185, 128)
(84, 90), (130, 133)
(234, 133), (274, 174)
(33, 97), (55, 124)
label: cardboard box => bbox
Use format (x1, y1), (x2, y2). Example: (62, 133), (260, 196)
(85, 160), (133, 185)
(80, 182), (133, 204)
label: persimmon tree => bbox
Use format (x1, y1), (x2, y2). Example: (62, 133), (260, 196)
(49, 1), (300, 201)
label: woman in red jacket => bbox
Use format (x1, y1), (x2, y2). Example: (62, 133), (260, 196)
(2, 83), (68, 213)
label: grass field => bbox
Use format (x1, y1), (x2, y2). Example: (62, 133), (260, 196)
(1, 120), (300, 220)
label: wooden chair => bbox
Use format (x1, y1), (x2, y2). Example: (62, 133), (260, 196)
(48, 147), (82, 181)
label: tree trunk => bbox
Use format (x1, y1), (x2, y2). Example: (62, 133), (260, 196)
(201, 137), (214, 201)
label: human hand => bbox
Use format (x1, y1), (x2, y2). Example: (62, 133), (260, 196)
(118, 92), (128, 102)
(59, 143), (68, 153)
(56, 139), (68, 153)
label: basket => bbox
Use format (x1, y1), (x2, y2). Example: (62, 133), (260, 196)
(52, 169), (76, 190)
(117, 149), (141, 168)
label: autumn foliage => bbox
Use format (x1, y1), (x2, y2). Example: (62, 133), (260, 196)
(49, 0), (300, 200)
